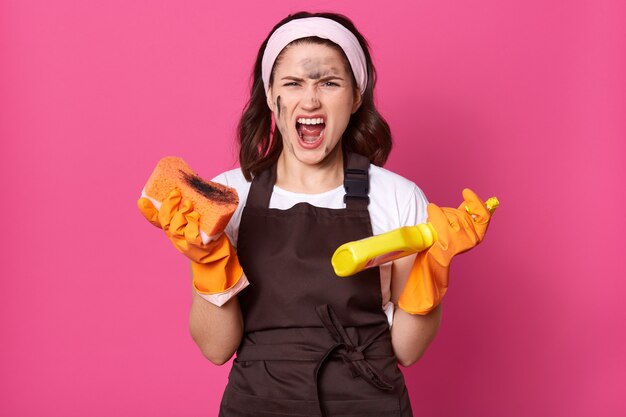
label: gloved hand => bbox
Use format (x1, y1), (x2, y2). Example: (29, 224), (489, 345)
(137, 189), (243, 294)
(398, 188), (493, 315)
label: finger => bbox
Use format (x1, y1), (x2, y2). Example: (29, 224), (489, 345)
(460, 188), (490, 224)
(430, 203), (483, 250)
(441, 207), (474, 231)
(170, 199), (193, 237)
(184, 210), (203, 246)
(428, 203), (468, 229)
(460, 188), (491, 241)
(426, 203), (445, 224)
(426, 203), (452, 247)
(137, 198), (161, 228)
(158, 189), (182, 230)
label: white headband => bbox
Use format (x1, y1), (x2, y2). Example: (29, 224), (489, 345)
(261, 17), (368, 95)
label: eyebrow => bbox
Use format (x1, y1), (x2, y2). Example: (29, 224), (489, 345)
(280, 75), (346, 82)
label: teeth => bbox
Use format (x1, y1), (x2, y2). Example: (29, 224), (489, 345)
(297, 117), (325, 125)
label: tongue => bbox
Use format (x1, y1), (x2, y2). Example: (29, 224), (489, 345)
(299, 124), (324, 137)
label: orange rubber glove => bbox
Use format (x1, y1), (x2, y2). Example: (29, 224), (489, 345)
(398, 188), (493, 315)
(137, 189), (243, 295)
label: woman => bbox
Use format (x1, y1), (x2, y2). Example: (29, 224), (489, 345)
(139, 11), (493, 417)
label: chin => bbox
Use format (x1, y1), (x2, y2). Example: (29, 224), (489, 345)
(292, 142), (341, 166)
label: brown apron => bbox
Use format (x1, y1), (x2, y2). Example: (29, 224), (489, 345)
(219, 153), (413, 417)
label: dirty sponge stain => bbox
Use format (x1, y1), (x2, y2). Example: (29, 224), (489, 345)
(181, 171), (237, 204)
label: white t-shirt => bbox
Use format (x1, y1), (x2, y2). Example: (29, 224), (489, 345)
(210, 164), (429, 326)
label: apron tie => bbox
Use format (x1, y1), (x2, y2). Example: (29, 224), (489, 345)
(314, 304), (393, 416)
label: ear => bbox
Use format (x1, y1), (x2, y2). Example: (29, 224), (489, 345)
(351, 90), (363, 114)
(266, 88), (275, 112)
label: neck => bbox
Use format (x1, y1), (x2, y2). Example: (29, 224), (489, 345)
(275, 148), (344, 193)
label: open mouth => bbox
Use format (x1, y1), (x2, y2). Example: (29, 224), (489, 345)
(296, 117), (326, 148)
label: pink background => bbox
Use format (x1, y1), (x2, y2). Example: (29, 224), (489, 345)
(1, 0), (625, 416)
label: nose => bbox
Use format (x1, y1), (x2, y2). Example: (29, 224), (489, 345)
(301, 86), (321, 110)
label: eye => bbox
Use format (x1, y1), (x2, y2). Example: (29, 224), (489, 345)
(283, 81), (300, 87)
(322, 81), (340, 87)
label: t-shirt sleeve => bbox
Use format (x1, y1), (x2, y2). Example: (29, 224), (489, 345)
(399, 184), (429, 227)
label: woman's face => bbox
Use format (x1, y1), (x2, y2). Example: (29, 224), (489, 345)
(267, 42), (362, 167)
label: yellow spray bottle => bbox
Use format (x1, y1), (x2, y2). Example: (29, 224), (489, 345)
(332, 223), (438, 277)
(332, 196), (499, 277)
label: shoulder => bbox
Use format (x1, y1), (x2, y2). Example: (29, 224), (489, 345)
(368, 165), (429, 233)
(211, 168), (249, 190)
(369, 164), (427, 206)
(369, 165), (419, 193)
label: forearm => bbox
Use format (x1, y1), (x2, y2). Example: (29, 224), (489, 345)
(389, 254), (442, 367)
(189, 290), (243, 365)
(390, 303), (442, 367)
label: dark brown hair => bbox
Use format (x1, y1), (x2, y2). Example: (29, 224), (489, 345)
(237, 12), (392, 180)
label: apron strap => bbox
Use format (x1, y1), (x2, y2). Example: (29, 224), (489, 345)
(245, 163), (277, 209)
(343, 153), (370, 210)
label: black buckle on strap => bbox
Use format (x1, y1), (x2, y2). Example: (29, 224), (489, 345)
(343, 167), (369, 204)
